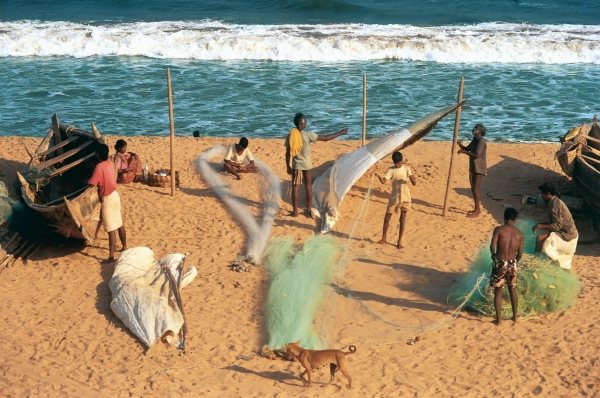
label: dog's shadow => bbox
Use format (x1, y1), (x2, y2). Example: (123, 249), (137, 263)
(223, 364), (300, 386)
(224, 364), (346, 389)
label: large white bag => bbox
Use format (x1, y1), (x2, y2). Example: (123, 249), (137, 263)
(108, 247), (197, 347)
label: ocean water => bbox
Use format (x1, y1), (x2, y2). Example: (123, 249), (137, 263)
(1, 0), (599, 142)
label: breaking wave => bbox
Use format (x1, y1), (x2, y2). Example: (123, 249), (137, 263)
(1, 20), (599, 63)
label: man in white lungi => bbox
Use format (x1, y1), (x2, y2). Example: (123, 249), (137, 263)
(532, 182), (578, 269)
(89, 144), (127, 261)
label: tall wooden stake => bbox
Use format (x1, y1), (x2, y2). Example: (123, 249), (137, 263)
(442, 77), (464, 216)
(362, 74), (367, 146)
(167, 68), (176, 196)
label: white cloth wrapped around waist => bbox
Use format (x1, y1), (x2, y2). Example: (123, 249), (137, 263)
(101, 190), (123, 233)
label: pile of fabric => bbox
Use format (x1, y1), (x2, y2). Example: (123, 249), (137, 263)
(109, 247), (197, 348)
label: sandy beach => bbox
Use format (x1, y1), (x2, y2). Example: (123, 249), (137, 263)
(0, 135), (599, 397)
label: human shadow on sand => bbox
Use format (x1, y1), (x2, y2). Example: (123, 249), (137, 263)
(332, 283), (448, 313)
(453, 154), (568, 223)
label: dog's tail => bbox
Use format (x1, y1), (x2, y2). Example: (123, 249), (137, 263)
(345, 345), (357, 355)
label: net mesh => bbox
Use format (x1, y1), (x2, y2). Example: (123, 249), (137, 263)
(264, 235), (339, 349)
(448, 219), (581, 318)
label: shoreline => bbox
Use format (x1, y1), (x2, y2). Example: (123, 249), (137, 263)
(1, 136), (598, 396)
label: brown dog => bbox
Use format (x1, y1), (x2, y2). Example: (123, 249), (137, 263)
(284, 341), (356, 388)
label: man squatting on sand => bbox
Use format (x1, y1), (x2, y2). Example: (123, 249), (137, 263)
(285, 112), (348, 217)
(532, 182), (578, 253)
(489, 207), (524, 325)
(223, 137), (258, 180)
(375, 151), (416, 249)
(458, 123), (487, 218)
(89, 144), (127, 261)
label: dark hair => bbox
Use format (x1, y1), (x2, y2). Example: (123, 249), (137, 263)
(473, 123), (487, 137)
(504, 207), (518, 221)
(538, 182), (557, 195)
(392, 151), (403, 163)
(97, 144), (110, 161)
(193, 130), (200, 137)
(239, 137), (249, 149)
(114, 139), (127, 151)
(293, 112), (305, 128)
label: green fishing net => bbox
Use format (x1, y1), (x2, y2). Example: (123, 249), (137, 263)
(264, 235), (339, 349)
(448, 219), (581, 318)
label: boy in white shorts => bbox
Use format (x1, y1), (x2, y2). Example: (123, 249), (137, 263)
(375, 151), (417, 249)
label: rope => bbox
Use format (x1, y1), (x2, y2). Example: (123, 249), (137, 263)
(333, 174), (484, 344)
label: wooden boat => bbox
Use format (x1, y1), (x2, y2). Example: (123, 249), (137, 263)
(16, 114), (104, 242)
(556, 115), (600, 216)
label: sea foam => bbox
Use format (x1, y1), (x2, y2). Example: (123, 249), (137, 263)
(1, 20), (599, 64)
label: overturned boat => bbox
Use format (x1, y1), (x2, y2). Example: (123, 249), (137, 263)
(556, 115), (600, 217)
(16, 114), (104, 242)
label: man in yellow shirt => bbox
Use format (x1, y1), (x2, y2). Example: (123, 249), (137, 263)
(284, 113), (348, 217)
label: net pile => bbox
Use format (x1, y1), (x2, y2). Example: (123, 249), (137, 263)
(448, 219), (581, 318)
(264, 235), (339, 350)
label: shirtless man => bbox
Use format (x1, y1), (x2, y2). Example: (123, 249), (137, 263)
(489, 207), (524, 325)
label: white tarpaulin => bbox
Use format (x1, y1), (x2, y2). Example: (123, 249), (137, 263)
(109, 247), (197, 347)
(311, 104), (461, 233)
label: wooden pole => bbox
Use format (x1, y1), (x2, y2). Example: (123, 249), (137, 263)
(362, 74), (367, 146)
(167, 67), (176, 196)
(442, 77), (465, 217)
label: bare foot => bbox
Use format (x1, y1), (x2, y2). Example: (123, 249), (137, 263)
(303, 209), (314, 219)
(492, 319), (501, 326)
(467, 211), (480, 218)
(289, 211), (299, 217)
(377, 239), (386, 244)
(512, 316), (518, 324)
(396, 243), (405, 249)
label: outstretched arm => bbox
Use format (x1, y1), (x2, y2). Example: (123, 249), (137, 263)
(317, 127), (348, 142)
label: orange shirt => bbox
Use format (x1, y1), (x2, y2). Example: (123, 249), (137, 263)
(88, 159), (117, 198)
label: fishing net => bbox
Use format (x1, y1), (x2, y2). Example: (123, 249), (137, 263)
(264, 235), (339, 350)
(448, 219), (581, 318)
(0, 182), (12, 224)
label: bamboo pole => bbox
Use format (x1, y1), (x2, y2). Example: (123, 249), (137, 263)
(362, 74), (367, 146)
(442, 77), (465, 217)
(37, 135), (79, 158)
(48, 152), (96, 178)
(167, 68), (176, 196)
(38, 140), (93, 169)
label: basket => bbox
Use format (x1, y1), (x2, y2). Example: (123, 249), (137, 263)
(148, 169), (180, 188)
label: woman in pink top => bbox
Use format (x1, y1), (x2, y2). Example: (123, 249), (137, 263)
(113, 139), (142, 184)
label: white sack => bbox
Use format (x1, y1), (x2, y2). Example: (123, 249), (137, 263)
(108, 247), (197, 347)
(542, 232), (578, 270)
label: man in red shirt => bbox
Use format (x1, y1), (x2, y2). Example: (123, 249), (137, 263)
(89, 144), (126, 261)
